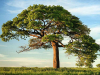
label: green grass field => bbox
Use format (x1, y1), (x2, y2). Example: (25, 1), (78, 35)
(0, 67), (100, 75)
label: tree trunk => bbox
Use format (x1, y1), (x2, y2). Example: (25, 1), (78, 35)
(51, 41), (60, 68)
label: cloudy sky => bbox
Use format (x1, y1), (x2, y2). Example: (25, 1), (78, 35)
(0, 0), (100, 68)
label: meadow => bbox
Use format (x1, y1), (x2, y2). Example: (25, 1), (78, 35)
(0, 67), (100, 75)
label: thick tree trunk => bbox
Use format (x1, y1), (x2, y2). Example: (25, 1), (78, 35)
(51, 41), (60, 68)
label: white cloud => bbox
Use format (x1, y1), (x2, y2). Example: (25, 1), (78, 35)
(69, 5), (100, 15)
(0, 54), (6, 57)
(61, 62), (72, 65)
(96, 39), (100, 44)
(4, 0), (83, 14)
(44, 66), (49, 67)
(0, 57), (51, 62)
(6, 0), (27, 9)
(43, 0), (85, 8)
(60, 61), (76, 67)
(7, 9), (23, 14)
(90, 26), (100, 39)
(6, 0), (33, 14)
(6, 0), (100, 16)
(0, 57), (52, 67)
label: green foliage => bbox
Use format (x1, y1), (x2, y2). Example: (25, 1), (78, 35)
(42, 34), (63, 42)
(0, 4), (90, 42)
(65, 35), (99, 68)
(0, 4), (95, 66)
(96, 64), (100, 68)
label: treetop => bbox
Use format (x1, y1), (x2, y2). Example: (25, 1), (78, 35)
(0, 4), (90, 42)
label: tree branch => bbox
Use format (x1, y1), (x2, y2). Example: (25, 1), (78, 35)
(43, 22), (51, 30)
(17, 41), (49, 53)
(29, 29), (42, 36)
(58, 41), (65, 47)
(29, 41), (41, 47)
(16, 47), (31, 53)
(54, 40), (65, 47)
(30, 34), (42, 39)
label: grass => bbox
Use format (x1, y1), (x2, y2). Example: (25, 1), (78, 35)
(0, 67), (100, 75)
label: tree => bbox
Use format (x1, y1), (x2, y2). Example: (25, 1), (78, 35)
(96, 64), (100, 68)
(0, 4), (90, 69)
(65, 35), (100, 68)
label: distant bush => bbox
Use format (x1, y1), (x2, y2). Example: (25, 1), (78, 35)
(96, 64), (100, 67)
(21, 66), (26, 67)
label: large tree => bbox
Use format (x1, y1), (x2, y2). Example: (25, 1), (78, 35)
(0, 4), (90, 68)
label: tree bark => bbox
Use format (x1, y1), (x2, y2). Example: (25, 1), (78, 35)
(51, 41), (60, 68)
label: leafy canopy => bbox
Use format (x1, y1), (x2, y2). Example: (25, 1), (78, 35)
(65, 35), (100, 68)
(0, 4), (90, 53)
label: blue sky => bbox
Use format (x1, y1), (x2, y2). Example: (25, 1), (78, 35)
(0, 0), (100, 67)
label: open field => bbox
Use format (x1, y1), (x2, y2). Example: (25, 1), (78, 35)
(0, 67), (100, 75)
